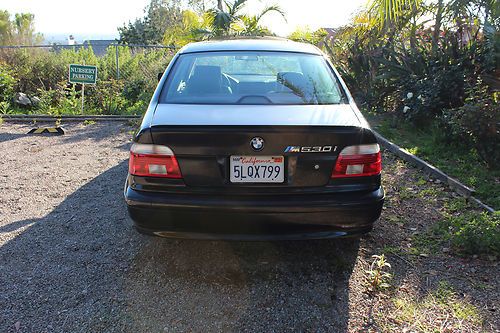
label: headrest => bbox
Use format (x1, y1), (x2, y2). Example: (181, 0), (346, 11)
(187, 65), (222, 94)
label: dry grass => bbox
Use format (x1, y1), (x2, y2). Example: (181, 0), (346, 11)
(380, 281), (482, 332)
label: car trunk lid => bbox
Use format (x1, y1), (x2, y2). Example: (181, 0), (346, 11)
(149, 104), (377, 189)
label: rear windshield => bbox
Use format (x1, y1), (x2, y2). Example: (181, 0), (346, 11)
(160, 51), (346, 105)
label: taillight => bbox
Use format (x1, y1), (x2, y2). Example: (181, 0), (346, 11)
(331, 144), (381, 178)
(129, 143), (182, 178)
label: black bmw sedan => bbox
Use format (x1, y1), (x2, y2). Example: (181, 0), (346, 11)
(124, 38), (384, 240)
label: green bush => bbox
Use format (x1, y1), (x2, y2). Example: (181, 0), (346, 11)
(437, 212), (500, 256)
(0, 46), (172, 115)
(0, 64), (16, 102)
(397, 63), (465, 126)
(445, 83), (500, 166)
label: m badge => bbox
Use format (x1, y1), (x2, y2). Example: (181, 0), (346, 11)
(284, 145), (336, 153)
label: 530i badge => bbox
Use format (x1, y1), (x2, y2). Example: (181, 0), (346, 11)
(124, 38), (384, 240)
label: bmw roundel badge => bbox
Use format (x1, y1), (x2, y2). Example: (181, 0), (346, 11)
(250, 137), (264, 151)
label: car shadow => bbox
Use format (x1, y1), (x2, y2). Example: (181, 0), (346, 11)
(1, 161), (360, 333)
(124, 236), (359, 332)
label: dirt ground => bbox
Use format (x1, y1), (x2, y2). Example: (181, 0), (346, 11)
(0, 122), (498, 333)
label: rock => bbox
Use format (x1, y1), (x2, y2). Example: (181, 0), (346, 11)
(30, 96), (41, 106)
(13, 92), (31, 106)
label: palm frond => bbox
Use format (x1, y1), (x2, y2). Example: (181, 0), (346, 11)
(368, 0), (421, 28)
(229, 0), (247, 16)
(256, 5), (287, 23)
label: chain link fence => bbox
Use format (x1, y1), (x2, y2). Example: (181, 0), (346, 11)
(0, 44), (176, 115)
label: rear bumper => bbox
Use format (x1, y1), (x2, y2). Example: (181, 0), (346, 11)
(124, 185), (384, 240)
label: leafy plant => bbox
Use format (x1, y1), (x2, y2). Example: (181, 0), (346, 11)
(438, 212), (500, 256)
(365, 254), (392, 292)
(0, 101), (11, 114)
(59, 85), (81, 115)
(445, 82), (500, 166)
(0, 64), (15, 102)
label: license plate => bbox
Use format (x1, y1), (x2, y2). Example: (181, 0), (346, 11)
(230, 156), (284, 183)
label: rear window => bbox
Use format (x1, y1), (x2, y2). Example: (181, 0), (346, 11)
(160, 51), (346, 105)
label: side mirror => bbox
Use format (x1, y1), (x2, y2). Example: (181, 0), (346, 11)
(158, 72), (163, 82)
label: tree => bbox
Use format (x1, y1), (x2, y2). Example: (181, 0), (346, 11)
(238, 5), (286, 36)
(14, 13), (43, 45)
(0, 11), (42, 45)
(0, 10), (13, 45)
(163, 10), (210, 46)
(368, 0), (421, 29)
(119, 0), (183, 44)
(194, 0), (285, 39)
(118, 0), (216, 44)
(187, 0), (216, 14)
(288, 27), (327, 44)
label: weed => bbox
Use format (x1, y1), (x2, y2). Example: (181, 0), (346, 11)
(434, 281), (481, 322)
(413, 232), (441, 254)
(418, 188), (439, 199)
(403, 146), (419, 155)
(389, 281), (482, 332)
(412, 209), (499, 256)
(365, 254), (392, 292)
(406, 246), (421, 256)
(386, 215), (404, 224)
(437, 212), (500, 256)
(398, 187), (415, 200)
(83, 120), (96, 126)
(443, 197), (468, 213)
(382, 246), (402, 255)
(415, 177), (427, 186)
(0, 101), (11, 114)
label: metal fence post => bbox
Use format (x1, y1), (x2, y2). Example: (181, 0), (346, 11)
(115, 44), (120, 79)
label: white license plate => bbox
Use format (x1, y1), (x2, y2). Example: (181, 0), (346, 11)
(230, 156), (284, 183)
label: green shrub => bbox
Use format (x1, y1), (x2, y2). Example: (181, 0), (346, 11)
(59, 85), (82, 114)
(397, 64), (465, 126)
(445, 83), (500, 166)
(94, 79), (127, 114)
(0, 45), (172, 115)
(0, 64), (16, 102)
(437, 212), (500, 256)
(0, 101), (11, 114)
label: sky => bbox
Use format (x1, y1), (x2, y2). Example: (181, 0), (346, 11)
(0, 0), (367, 42)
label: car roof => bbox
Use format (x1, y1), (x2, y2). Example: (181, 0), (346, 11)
(178, 38), (323, 55)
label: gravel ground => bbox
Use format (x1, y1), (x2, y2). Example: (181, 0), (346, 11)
(0, 122), (498, 332)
